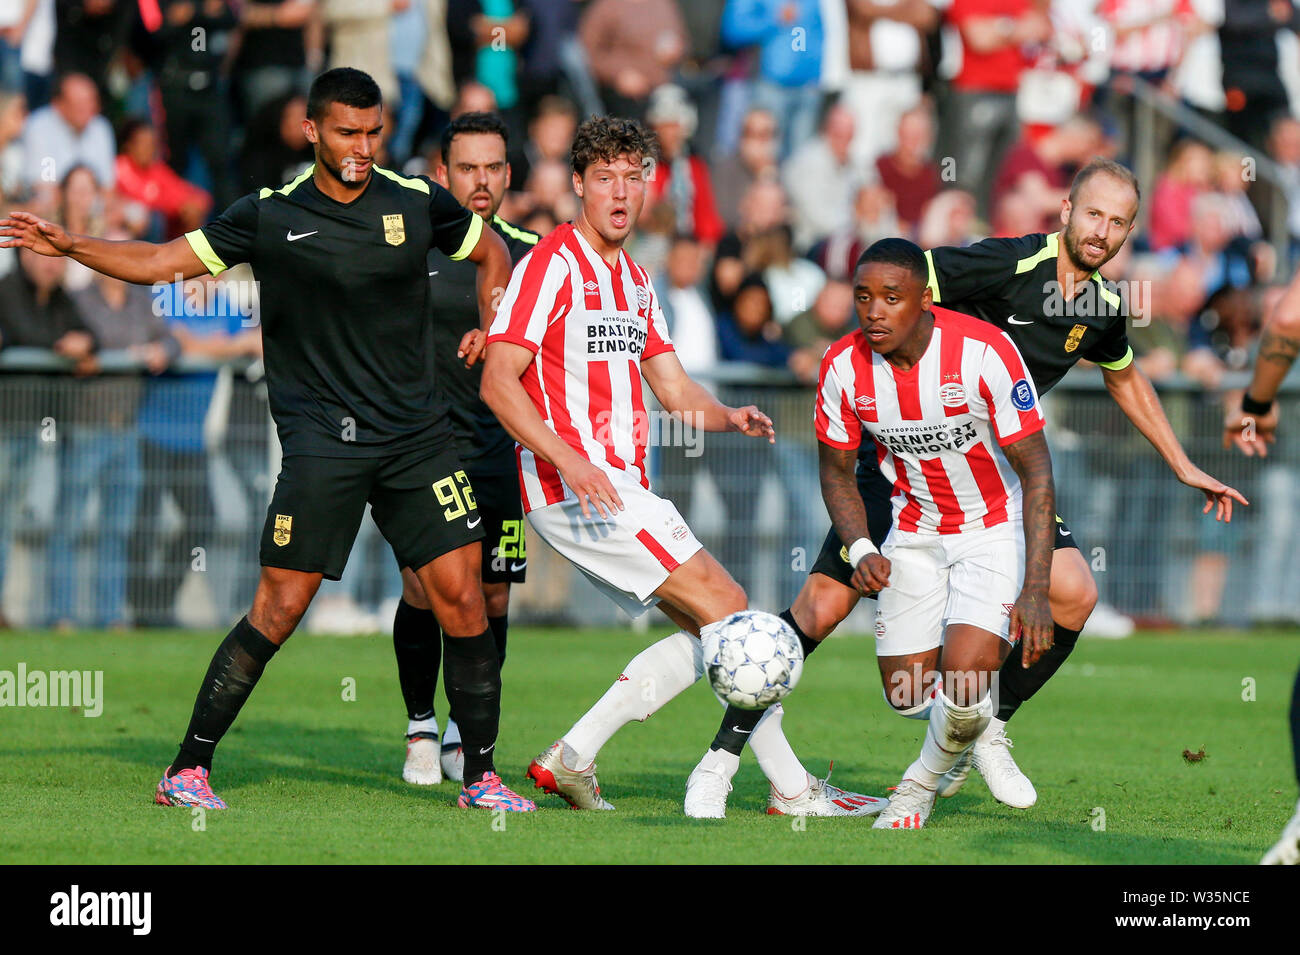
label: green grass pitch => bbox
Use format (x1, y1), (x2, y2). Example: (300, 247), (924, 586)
(1, 627), (1296, 864)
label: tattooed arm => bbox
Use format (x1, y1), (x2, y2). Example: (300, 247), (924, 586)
(1001, 430), (1055, 667)
(819, 442), (890, 594)
(1225, 272), (1300, 456)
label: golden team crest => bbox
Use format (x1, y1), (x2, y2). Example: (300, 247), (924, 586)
(1065, 323), (1087, 353)
(383, 214), (405, 246)
(273, 514), (293, 547)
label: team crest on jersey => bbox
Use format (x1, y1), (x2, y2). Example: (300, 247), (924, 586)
(874, 616), (886, 638)
(382, 214), (405, 246)
(839, 545), (851, 564)
(273, 514), (293, 547)
(1064, 323), (1087, 352)
(1011, 379), (1035, 411)
(939, 382), (966, 408)
(635, 285), (650, 312)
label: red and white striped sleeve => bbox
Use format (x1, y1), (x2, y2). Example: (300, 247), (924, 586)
(815, 344), (861, 450)
(487, 247), (571, 353)
(977, 331), (1045, 447)
(641, 272), (675, 360)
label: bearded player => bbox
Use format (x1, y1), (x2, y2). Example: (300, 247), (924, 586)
(816, 238), (1056, 829)
(696, 159), (1247, 814)
(480, 116), (885, 818)
(394, 112), (541, 786)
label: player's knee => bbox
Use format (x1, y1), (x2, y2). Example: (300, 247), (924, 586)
(483, 583), (510, 618)
(442, 588), (488, 635)
(400, 573), (428, 610)
(251, 589), (312, 641)
(793, 576), (853, 641)
(1053, 567), (1098, 626)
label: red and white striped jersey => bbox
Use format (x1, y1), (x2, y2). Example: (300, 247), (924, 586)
(487, 222), (675, 512)
(816, 307), (1045, 535)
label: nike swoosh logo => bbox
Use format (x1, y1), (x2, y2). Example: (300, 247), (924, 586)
(731, 726), (752, 734)
(194, 735), (215, 743)
(467, 516), (482, 528)
(510, 561), (527, 572)
(286, 230), (318, 242)
(428, 270), (439, 276)
(1058, 528), (1071, 536)
(479, 744), (495, 755)
(1006, 315), (1034, 325)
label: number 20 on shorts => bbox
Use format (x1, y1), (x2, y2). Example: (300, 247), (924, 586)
(433, 470), (477, 521)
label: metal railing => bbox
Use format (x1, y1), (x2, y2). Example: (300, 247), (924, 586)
(1, 357), (1296, 630)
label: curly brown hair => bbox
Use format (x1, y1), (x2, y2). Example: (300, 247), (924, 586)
(569, 115), (660, 176)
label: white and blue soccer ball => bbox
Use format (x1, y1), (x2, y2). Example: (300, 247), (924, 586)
(705, 610), (804, 710)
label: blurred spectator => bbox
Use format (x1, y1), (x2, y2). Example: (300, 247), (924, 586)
(1099, 0), (1201, 85)
(12, 0), (53, 107)
(514, 93), (575, 189)
(784, 278), (853, 384)
(323, 0), (398, 103)
(130, 276), (262, 627)
(874, 103), (941, 237)
(1213, 150), (1262, 241)
(0, 88), (25, 196)
(389, 0), (433, 165)
(712, 106), (778, 228)
(59, 164), (108, 291)
(1168, 191), (1267, 305)
(522, 155), (577, 221)
(1219, 0), (1298, 150)
(749, 223), (825, 324)
(990, 186), (1047, 237)
(114, 118), (212, 238)
(1183, 284), (1259, 388)
(517, 0), (584, 112)
(940, 0), (1050, 216)
(581, 0), (687, 119)
(1269, 114), (1300, 256)
(520, 204), (558, 235)
(450, 78), (498, 118)
(155, 0), (237, 211)
(234, 0), (319, 119)
(1127, 256), (1200, 381)
(990, 114), (1103, 227)
(659, 232), (718, 374)
(21, 73), (115, 197)
(238, 93), (313, 192)
(47, 256), (178, 628)
(840, 0), (937, 166)
(710, 175), (787, 313)
(782, 102), (864, 250)
(807, 180), (900, 280)
(1172, 0), (1225, 115)
(717, 271), (789, 365)
(1147, 138), (1214, 251)
(53, 0), (134, 96)
(916, 187), (981, 248)
(721, 0), (823, 161)
(644, 83), (724, 245)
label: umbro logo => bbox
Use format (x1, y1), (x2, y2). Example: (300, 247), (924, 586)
(1002, 603), (1015, 616)
(286, 230), (318, 242)
(583, 280), (598, 292)
(855, 395), (875, 410)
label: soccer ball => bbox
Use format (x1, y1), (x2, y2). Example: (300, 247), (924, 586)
(705, 610), (804, 710)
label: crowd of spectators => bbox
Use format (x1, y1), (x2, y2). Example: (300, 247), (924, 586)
(1, 0), (1299, 628)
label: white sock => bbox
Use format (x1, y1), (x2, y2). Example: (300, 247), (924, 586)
(406, 715), (439, 738)
(750, 703), (809, 797)
(442, 718), (460, 747)
(563, 631), (703, 768)
(698, 747), (740, 778)
(978, 716), (1008, 743)
(905, 689), (993, 790)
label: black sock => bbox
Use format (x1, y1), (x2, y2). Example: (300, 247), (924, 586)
(173, 617), (279, 772)
(393, 599), (440, 724)
(996, 622), (1081, 723)
(442, 628), (501, 782)
(1290, 661), (1300, 788)
(488, 614), (508, 667)
(710, 608), (821, 756)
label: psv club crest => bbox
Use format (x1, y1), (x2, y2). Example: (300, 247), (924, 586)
(1065, 323), (1087, 353)
(383, 213), (406, 246)
(273, 514), (293, 547)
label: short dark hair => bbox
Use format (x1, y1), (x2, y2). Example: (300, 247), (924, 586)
(1069, 158), (1141, 209)
(440, 112), (509, 165)
(307, 68), (381, 121)
(855, 237), (928, 285)
(570, 115), (658, 176)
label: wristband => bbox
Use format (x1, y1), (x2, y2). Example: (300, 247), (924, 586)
(848, 537), (878, 568)
(1241, 392), (1274, 416)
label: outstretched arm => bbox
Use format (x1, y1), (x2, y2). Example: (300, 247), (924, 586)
(640, 350), (775, 441)
(0, 211), (208, 285)
(1102, 360), (1248, 520)
(1001, 430), (1055, 667)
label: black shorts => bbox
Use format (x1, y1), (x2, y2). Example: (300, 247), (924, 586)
(259, 442), (485, 580)
(469, 469), (528, 584)
(808, 465), (1082, 592)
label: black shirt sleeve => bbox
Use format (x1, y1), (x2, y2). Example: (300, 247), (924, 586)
(427, 180), (481, 260)
(1081, 314), (1132, 368)
(927, 234), (1043, 306)
(188, 192), (261, 273)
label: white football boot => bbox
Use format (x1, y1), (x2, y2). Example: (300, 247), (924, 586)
(402, 734), (442, 785)
(684, 753), (736, 818)
(441, 744), (464, 782)
(767, 771), (889, 817)
(1261, 798), (1300, 865)
(872, 778), (936, 829)
(972, 725), (1038, 808)
(526, 740), (615, 810)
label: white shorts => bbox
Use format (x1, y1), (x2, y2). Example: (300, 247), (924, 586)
(873, 521), (1024, 658)
(526, 475), (703, 619)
